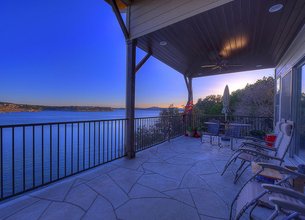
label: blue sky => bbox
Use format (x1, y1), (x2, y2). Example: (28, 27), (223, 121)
(0, 0), (274, 108)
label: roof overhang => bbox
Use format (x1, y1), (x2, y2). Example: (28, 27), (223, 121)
(106, 0), (305, 78)
(137, 0), (305, 77)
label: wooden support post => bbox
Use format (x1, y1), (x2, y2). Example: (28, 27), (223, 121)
(184, 75), (193, 129)
(135, 53), (151, 73)
(184, 76), (193, 105)
(125, 39), (136, 158)
(110, 0), (129, 39)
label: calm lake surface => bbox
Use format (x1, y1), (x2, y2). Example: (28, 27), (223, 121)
(0, 109), (161, 125)
(0, 109), (161, 198)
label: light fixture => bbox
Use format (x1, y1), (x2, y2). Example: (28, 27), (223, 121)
(159, 41), (167, 46)
(269, 4), (283, 13)
(256, 64), (263, 68)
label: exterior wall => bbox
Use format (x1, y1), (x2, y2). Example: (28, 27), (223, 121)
(275, 24), (305, 122)
(275, 24), (305, 160)
(276, 25), (305, 78)
(129, 0), (232, 39)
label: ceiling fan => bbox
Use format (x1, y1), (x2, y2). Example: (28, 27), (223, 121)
(201, 60), (242, 71)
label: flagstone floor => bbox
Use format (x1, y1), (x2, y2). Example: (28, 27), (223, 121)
(0, 136), (271, 220)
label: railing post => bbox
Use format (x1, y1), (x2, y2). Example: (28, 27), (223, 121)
(125, 39), (136, 159)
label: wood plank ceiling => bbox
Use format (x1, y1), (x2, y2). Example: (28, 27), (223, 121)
(136, 0), (305, 78)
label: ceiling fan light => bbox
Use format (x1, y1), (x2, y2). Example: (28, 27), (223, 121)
(269, 4), (283, 13)
(159, 41), (167, 46)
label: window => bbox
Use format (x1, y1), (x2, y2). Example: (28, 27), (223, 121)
(296, 64), (305, 158)
(280, 72), (292, 120)
(275, 77), (281, 123)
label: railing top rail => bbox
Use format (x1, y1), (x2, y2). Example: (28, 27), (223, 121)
(0, 114), (273, 128)
(134, 115), (183, 120)
(0, 118), (128, 128)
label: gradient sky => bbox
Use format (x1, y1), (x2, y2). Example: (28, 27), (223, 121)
(0, 0), (274, 108)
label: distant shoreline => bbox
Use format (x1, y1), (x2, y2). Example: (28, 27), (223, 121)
(0, 102), (113, 113)
(0, 102), (167, 113)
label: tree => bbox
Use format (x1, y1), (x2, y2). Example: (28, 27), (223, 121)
(193, 76), (274, 117)
(230, 77), (274, 117)
(193, 95), (223, 115)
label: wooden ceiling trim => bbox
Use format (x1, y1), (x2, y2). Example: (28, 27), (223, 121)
(270, 0), (297, 61)
(274, 3), (305, 63)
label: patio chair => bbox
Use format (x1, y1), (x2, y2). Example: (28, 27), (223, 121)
(230, 162), (305, 220)
(241, 119), (285, 148)
(201, 120), (220, 145)
(221, 121), (294, 183)
(264, 184), (305, 219)
(220, 123), (243, 150)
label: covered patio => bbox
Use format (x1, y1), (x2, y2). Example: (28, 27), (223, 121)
(0, 137), (272, 219)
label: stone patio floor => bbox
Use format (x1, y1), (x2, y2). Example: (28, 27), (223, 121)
(0, 136), (272, 220)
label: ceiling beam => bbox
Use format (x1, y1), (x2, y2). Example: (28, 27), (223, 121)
(109, 0), (129, 40)
(135, 53), (151, 73)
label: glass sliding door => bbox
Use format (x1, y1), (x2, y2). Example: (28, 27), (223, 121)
(296, 64), (305, 159)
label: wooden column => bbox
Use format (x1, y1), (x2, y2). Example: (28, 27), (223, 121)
(125, 39), (136, 158)
(184, 76), (193, 107)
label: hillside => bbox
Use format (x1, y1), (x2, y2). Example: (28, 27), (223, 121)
(0, 102), (113, 113)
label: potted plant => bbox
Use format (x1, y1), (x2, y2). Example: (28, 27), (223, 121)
(196, 126), (207, 137)
(186, 127), (195, 137)
(249, 130), (266, 140)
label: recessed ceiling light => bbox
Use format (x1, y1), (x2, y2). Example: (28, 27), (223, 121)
(256, 64), (263, 68)
(159, 41), (167, 46)
(269, 4), (283, 13)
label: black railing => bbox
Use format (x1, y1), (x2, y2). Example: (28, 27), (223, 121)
(190, 114), (274, 136)
(0, 114), (273, 200)
(0, 119), (127, 200)
(134, 115), (185, 151)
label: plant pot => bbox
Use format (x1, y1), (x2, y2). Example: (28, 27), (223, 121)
(186, 130), (195, 137)
(196, 130), (202, 137)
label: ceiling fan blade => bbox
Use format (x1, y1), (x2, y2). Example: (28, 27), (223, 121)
(212, 66), (220, 70)
(226, 64), (243, 67)
(201, 65), (217, 68)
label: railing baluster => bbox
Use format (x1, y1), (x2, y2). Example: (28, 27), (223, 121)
(98, 122), (100, 164)
(78, 123), (80, 172)
(12, 127), (15, 195)
(93, 122), (96, 166)
(23, 126), (26, 191)
(89, 122), (91, 167)
(33, 126), (35, 187)
(103, 121), (105, 163)
(0, 128), (3, 199)
(50, 125), (52, 182)
(57, 125), (60, 179)
(64, 124), (67, 177)
(42, 125), (44, 184)
(83, 123), (85, 170)
(71, 123), (74, 174)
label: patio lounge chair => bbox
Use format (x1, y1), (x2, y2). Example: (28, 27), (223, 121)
(264, 184), (305, 219)
(230, 162), (305, 220)
(240, 119), (285, 149)
(221, 121), (294, 183)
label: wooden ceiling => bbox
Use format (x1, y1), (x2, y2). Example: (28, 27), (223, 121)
(136, 0), (305, 78)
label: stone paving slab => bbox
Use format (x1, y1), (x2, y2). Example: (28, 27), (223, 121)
(0, 136), (273, 219)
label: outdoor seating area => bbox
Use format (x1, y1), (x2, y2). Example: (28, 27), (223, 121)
(0, 136), (276, 220)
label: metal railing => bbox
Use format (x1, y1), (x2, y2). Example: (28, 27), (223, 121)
(134, 115), (185, 151)
(0, 114), (273, 200)
(0, 119), (127, 200)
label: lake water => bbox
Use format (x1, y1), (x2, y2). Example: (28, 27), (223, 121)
(0, 109), (161, 126)
(0, 109), (162, 199)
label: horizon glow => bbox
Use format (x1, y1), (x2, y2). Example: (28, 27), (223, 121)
(0, 1), (274, 108)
